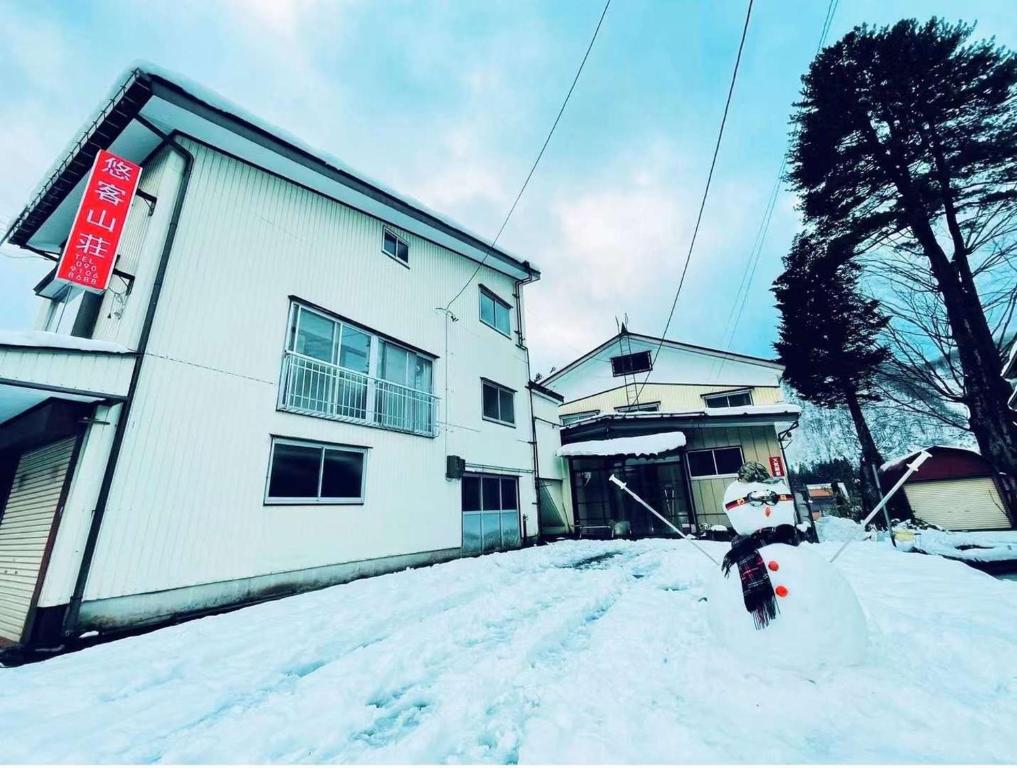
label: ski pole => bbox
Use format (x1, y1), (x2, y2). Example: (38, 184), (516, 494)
(830, 450), (932, 563)
(609, 474), (719, 565)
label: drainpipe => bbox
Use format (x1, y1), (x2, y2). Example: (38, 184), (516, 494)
(515, 272), (541, 546)
(63, 124), (194, 637)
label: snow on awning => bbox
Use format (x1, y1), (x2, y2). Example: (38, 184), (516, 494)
(558, 431), (686, 459)
(0, 330), (130, 354)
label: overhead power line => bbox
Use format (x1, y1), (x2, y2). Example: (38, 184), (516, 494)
(708, 0), (840, 384)
(631, 0), (754, 404)
(442, 0), (611, 312)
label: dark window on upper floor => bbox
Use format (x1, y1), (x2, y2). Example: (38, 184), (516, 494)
(703, 391), (752, 408)
(482, 380), (515, 426)
(611, 350), (653, 377)
(479, 286), (512, 337)
(382, 228), (409, 265)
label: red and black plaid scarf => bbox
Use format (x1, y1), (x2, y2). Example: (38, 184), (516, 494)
(721, 524), (800, 630)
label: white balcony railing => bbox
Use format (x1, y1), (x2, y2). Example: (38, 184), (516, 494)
(278, 351), (438, 437)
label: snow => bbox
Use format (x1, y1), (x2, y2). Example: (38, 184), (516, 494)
(815, 515), (866, 542)
(2, 539), (1016, 763)
(912, 529), (1017, 563)
(0, 330), (131, 354)
(707, 543), (868, 671)
(558, 431), (686, 458)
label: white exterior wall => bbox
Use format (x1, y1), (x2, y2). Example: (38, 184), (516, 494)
(54, 139), (535, 605)
(547, 335), (783, 404)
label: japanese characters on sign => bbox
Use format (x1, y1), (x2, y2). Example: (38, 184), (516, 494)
(55, 149), (142, 293)
(769, 455), (786, 477)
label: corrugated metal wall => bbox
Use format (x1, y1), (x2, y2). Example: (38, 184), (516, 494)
(906, 479), (1011, 531)
(77, 140), (536, 604)
(685, 425), (784, 528)
(0, 347), (133, 398)
(0, 437), (75, 641)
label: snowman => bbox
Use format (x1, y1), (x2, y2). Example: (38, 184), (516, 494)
(706, 462), (868, 671)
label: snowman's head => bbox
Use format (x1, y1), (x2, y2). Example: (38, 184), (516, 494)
(722, 477), (795, 535)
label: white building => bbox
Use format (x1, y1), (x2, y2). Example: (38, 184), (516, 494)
(541, 328), (802, 534)
(0, 66), (563, 655)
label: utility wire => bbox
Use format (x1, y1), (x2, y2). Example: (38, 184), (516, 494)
(631, 0), (754, 404)
(442, 0), (611, 312)
(708, 0), (839, 384)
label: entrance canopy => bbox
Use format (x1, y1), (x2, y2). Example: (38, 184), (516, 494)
(558, 431), (686, 459)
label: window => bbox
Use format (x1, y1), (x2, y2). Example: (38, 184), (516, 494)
(482, 380), (515, 425)
(479, 287), (511, 337)
(615, 401), (660, 414)
(611, 350), (653, 377)
(382, 228), (409, 264)
(561, 409), (600, 426)
(687, 446), (744, 478)
(266, 438), (366, 503)
(462, 474), (521, 555)
(703, 391), (752, 409)
(281, 302), (436, 436)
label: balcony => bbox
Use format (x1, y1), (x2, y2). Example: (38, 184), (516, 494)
(278, 352), (438, 437)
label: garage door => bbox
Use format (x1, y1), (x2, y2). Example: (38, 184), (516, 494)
(905, 477), (1012, 531)
(0, 437), (76, 643)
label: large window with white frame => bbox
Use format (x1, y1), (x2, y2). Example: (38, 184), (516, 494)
(265, 437), (367, 504)
(479, 286), (512, 337)
(687, 446), (744, 478)
(280, 302), (436, 436)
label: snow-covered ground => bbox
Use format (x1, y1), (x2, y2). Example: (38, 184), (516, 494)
(2, 539), (1016, 764)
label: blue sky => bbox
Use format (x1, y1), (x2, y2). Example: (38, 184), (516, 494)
(1, 0), (1015, 374)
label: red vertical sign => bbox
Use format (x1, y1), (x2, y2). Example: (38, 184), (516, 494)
(55, 149), (142, 293)
(769, 455), (786, 477)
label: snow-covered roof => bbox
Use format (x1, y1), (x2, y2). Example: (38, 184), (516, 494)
(563, 403), (801, 429)
(558, 431), (686, 458)
(0, 330), (131, 354)
(879, 445), (977, 473)
(3, 63), (537, 284)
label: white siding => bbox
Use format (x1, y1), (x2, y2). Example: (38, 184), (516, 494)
(0, 346), (134, 399)
(0, 438), (75, 641)
(75, 140), (536, 604)
(905, 479), (1011, 531)
(547, 336), (783, 404)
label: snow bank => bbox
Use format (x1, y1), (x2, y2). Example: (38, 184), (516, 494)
(1, 540), (1016, 763)
(558, 431), (685, 458)
(913, 529), (1017, 563)
(0, 330), (130, 354)
(815, 514), (864, 542)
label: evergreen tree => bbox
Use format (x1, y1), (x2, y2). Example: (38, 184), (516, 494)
(788, 18), (1017, 516)
(774, 234), (891, 512)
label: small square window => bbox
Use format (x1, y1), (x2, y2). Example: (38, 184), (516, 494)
(687, 446), (744, 478)
(687, 451), (717, 478)
(479, 287), (511, 337)
(482, 380), (515, 426)
(382, 229), (409, 264)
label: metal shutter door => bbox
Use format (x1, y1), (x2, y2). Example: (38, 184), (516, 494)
(0, 437), (75, 642)
(905, 478), (1012, 531)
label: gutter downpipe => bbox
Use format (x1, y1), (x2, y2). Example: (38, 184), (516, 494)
(515, 272), (541, 546)
(63, 121), (194, 638)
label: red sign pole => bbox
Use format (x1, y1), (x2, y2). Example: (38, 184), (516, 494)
(55, 149), (142, 293)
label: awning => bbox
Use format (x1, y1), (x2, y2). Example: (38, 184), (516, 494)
(558, 431), (686, 459)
